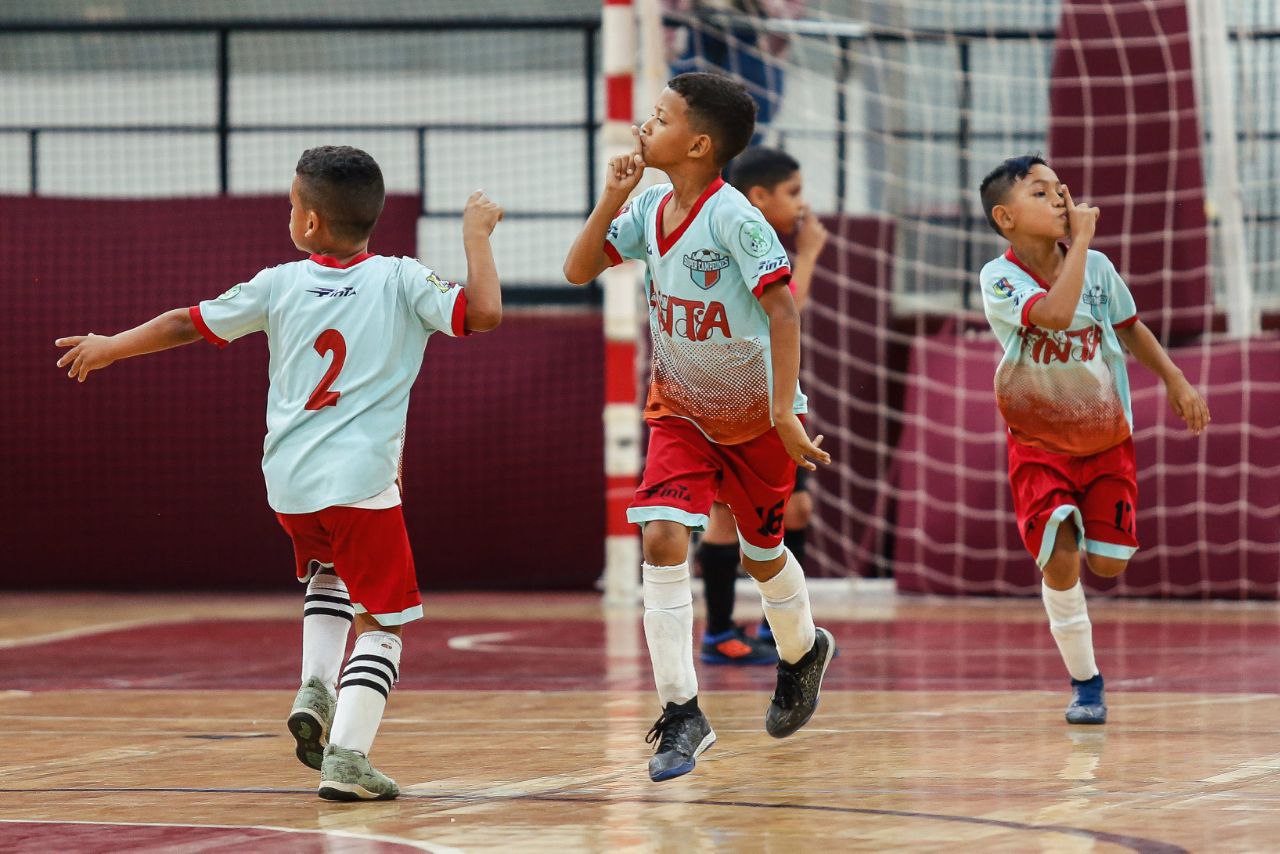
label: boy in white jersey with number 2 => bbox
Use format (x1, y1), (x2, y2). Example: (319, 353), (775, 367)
(565, 72), (836, 782)
(978, 155), (1209, 725)
(55, 146), (505, 800)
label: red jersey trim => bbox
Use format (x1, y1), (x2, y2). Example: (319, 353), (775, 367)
(752, 266), (793, 298)
(309, 252), (374, 269)
(1114, 313), (1139, 330)
(1004, 246), (1053, 289)
(451, 289), (470, 337)
(656, 177), (725, 257)
(189, 305), (228, 349)
(1020, 292), (1048, 327)
(603, 240), (623, 267)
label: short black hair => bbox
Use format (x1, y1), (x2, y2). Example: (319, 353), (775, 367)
(668, 72), (757, 167)
(979, 153), (1048, 236)
(729, 146), (800, 194)
(295, 145), (385, 242)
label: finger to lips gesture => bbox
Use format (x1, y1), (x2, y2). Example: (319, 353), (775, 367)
(1062, 184), (1099, 241)
(795, 204), (829, 257)
(606, 126), (646, 193)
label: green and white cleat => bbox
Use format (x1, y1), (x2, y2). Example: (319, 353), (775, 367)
(287, 678), (336, 770)
(318, 744), (401, 801)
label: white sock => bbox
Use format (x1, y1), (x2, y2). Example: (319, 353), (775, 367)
(642, 562), (698, 707)
(755, 549), (816, 665)
(330, 630), (401, 755)
(1042, 581), (1099, 682)
(301, 571), (353, 692)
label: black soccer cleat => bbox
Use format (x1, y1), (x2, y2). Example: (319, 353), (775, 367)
(646, 698), (716, 782)
(765, 627), (836, 738)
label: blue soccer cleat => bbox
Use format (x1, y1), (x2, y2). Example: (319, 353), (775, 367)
(1066, 673), (1107, 725)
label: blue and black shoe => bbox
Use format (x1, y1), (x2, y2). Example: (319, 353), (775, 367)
(646, 698), (716, 782)
(701, 624), (778, 665)
(1066, 673), (1107, 725)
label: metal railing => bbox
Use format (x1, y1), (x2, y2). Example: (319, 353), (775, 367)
(2, 18), (603, 305)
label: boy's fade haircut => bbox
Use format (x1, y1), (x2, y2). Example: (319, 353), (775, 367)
(667, 72), (757, 167)
(729, 146), (800, 194)
(295, 145), (386, 242)
(979, 153), (1048, 236)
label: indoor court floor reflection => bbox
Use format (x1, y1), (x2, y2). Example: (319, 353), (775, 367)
(1, 590), (1277, 852)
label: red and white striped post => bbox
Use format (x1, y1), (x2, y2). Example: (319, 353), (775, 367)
(600, 0), (642, 603)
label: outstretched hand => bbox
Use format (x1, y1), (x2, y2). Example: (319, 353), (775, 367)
(604, 126), (646, 195)
(775, 412), (831, 472)
(55, 334), (116, 382)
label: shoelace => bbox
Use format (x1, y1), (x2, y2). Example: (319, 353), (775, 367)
(646, 710), (692, 752)
(771, 664), (802, 710)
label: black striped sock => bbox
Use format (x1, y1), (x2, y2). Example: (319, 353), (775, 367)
(301, 571), (353, 690)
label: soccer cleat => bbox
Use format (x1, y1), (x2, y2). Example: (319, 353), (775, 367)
(287, 678), (336, 770)
(646, 699), (716, 782)
(700, 624), (778, 665)
(318, 745), (401, 801)
(1065, 673), (1107, 725)
(765, 627), (836, 738)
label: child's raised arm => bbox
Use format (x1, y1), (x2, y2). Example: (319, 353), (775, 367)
(564, 127), (645, 285)
(55, 307), (201, 383)
(460, 190), (505, 333)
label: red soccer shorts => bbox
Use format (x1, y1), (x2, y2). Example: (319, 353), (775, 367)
(276, 505), (422, 626)
(1007, 433), (1139, 569)
(628, 416), (799, 561)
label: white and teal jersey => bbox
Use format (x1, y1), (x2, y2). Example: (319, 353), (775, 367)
(980, 247), (1139, 457)
(192, 253), (467, 513)
(605, 177), (806, 445)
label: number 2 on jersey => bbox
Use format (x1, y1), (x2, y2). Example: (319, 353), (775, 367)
(305, 329), (346, 410)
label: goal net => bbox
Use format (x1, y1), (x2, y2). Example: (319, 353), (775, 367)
(663, 0), (1280, 597)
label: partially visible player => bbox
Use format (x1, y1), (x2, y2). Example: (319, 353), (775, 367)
(565, 72), (836, 782)
(55, 146), (505, 799)
(977, 154), (1209, 724)
(698, 146), (828, 665)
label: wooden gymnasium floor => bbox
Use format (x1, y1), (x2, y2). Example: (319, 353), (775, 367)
(1, 587), (1278, 852)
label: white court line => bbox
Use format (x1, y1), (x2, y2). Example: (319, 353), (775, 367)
(445, 631), (517, 651)
(0, 619), (196, 650)
(0, 819), (463, 853)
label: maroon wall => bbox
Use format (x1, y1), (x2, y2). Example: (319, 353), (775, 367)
(801, 215), (898, 577)
(1049, 0), (1211, 338)
(2, 196), (604, 591)
(892, 333), (1280, 599)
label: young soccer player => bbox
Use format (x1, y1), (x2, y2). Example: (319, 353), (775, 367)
(54, 146), (505, 799)
(698, 146), (829, 665)
(565, 72), (837, 782)
(977, 154), (1210, 724)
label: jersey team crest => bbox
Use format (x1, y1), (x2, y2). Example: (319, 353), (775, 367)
(682, 248), (730, 290)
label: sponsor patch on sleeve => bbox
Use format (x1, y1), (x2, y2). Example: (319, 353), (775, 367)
(991, 277), (1016, 298)
(426, 271), (458, 293)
